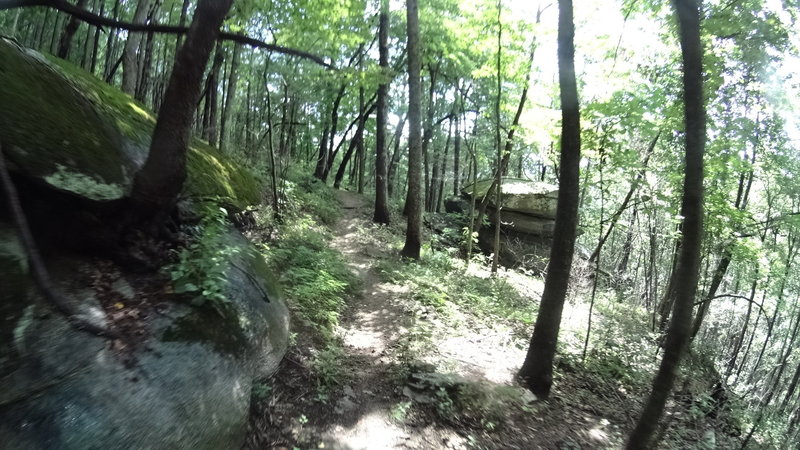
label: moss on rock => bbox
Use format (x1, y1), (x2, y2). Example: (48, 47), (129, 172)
(0, 38), (260, 208)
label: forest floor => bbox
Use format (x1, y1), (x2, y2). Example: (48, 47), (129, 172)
(245, 190), (729, 449)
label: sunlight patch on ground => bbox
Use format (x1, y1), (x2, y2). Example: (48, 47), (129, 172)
(324, 411), (407, 449)
(430, 324), (527, 384)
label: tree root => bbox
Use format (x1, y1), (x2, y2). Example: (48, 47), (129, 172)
(0, 143), (119, 340)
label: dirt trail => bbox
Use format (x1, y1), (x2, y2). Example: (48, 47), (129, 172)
(316, 190), (464, 449)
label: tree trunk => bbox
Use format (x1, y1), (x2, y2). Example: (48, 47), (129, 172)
(400, 0), (423, 259)
(322, 85), (347, 181)
(57, 0), (88, 58)
(121, 0), (152, 96)
(174, 0), (190, 55)
(104, 0), (120, 81)
(202, 44), (224, 146)
(136, 0), (161, 103)
(357, 87), (366, 193)
(626, 0), (704, 446)
(315, 125), (330, 180)
(220, 43), (240, 153)
(453, 113), (461, 196)
(517, 0), (581, 399)
(387, 113), (407, 198)
(373, 0), (391, 224)
(491, 0), (504, 274)
(89, 0), (102, 73)
(334, 102), (377, 190)
(589, 132), (658, 263)
(130, 0), (233, 219)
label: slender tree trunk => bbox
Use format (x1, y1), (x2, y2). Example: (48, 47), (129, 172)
(174, 0), (190, 55)
(436, 119), (451, 212)
(401, 0), (423, 259)
(89, 0), (102, 73)
(517, 0), (582, 399)
(220, 43), (240, 153)
(322, 85), (347, 180)
(104, 0), (120, 81)
(315, 125), (330, 179)
(130, 0), (233, 219)
(589, 132), (658, 263)
(491, 0), (503, 274)
(627, 0), (705, 446)
(202, 44), (224, 146)
(453, 113), (461, 196)
(136, 0), (161, 103)
(373, 0), (391, 224)
(615, 206), (638, 276)
(725, 277), (757, 381)
(357, 87), (366, 193)
(334, 102), (377, 190)
(387, 113), (407, 198)
(121, 0), (152, 95)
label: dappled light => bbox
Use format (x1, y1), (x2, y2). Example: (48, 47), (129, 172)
(2, 0), (798, 447)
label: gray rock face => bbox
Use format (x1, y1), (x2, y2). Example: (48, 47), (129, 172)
(0, 228), (289, 450)
(462, 178), (558, 219)
(461, 178), (558, 270)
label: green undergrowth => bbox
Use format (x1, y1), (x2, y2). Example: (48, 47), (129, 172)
(258, 171), (358, 392)
(376, 250), (535, 328)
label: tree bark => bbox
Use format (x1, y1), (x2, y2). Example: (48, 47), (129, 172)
(121, 0), (152, 95)
(626, 0), (705, 446)
(373, 0), (391, 224)
(400, 0), (423, 259)
(517, 0), (581, 399)
(219, 43), (240, 152)
(334, 101), (377, 190)
(202, 44), (224, 146)
(130, 0), (233, 218)
(387, 113), (407, 198)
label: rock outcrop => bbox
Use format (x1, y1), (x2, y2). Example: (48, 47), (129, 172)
(461, 178), (559, 270)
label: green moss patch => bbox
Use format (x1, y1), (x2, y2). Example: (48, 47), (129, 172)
(0, 38), (261, 208)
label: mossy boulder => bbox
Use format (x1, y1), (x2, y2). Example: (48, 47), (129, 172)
(0, 228), (289, 449)
(0, 38), (287, 448)
(0, 37), (260, 208)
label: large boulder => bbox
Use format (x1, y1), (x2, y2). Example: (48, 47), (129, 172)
(0, 37), (260, 208)
(0, 39), (288, 448)
(0, 229), (289, 449)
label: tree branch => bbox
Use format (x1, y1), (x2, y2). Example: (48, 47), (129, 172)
(693, 293), (772, 328)
(0, 0), (333, 68)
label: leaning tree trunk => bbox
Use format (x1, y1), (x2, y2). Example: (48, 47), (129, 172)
(626, 0), (705, 447)
(130, 0), (233, 219)
(56, 0), (88, 58)
(400, 0), (423, 259)
(517, 0), (581, 399)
